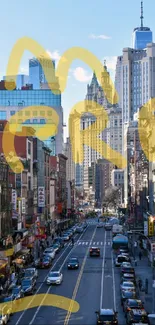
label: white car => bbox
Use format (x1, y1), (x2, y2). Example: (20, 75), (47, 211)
(46, 271), (63, 285)
(43, 248), (55, 260)
(97, 223), (103, 228)
(120, 281), (135, 292)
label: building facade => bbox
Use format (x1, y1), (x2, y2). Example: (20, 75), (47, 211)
(64, 137), (75, 182)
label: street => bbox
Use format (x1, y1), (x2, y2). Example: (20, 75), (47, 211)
(10, 221), (126, 325)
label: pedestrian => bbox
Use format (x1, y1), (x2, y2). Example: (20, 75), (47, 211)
(139, 251), (142, 260)
(138, 279), (142, 291)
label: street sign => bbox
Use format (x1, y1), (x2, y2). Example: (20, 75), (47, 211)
(144, 221), (148, 236)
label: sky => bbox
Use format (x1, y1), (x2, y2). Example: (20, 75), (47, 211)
(0, 0), (155, 140)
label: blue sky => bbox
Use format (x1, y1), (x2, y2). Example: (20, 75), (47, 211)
(0, 0), (155, 139)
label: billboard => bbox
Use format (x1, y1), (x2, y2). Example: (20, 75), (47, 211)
(38, 187), (45, 207)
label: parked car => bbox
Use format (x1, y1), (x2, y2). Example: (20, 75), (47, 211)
(95, 309), (118, 325)
(46, 271), (63, 285)
(67, 257), (79, 269)
(89, 247), (100, 257)
(51, 243), (61, 254)
(43, 248), (55, 260)
(21, 277), (36, 296)
(121, 290), (136, 305)
(54, 238), (64, 248)
(123, 299), (144, 316)
(76, 227), (83, 233)
(121, 273), (136, 285)
(115, 255), (130, 267)
(120, 281), (136, 293)
(12, 285), (24, 300)
(20, 268), (38, 280)
(126, 309), (150, 325)
(121, 266), (135, 276)
(61, 234), (70, 241)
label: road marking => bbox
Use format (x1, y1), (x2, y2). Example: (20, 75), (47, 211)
(28, 227), (88, 325)
(111, 249), (116, 311)
(108, 241), (110, 245)
(101, 242), (103, 245)
(97, 242), (99, 245)
(100, 231), (106, 309)
(64, 226), (97, 325)
(93, 242), (96, 245)
(85, 242), (88, 245)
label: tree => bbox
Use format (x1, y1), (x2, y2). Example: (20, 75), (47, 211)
(102, 186), (120, 211)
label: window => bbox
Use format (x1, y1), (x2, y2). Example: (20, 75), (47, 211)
(25, 119), (30, 124)
(0, 111), (6, 120)
(40, 119), (45, 124)
(18, 111), (23, 116)
(33, 119), (38, 123)
(25, 111), (30, 116)
(10, 111), (16, 116)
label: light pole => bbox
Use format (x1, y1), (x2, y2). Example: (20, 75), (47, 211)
(152, 256), (155, 313)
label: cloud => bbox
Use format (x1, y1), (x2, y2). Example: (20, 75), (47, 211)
(89, 34), (111, 40)
(73, 67), (92, 82)
(102, 56), (117, 71)
(46, 50), (67, 63)
(19, 66), (28, 74)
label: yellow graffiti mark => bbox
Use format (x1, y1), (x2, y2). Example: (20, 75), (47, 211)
(0, 294), (79, 315)
(138, 98), (155, 163)
(2, 106), (59, 173)
(69, 101), (126, 169)
(4, 36), (125, 169)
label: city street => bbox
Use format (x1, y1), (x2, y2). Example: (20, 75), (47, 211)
(10, 221), (126, 325)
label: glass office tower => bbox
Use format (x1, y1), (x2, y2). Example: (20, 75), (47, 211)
(0, 89), (63, 155)
(29, 57), (56, 89)
(132, 27), (152, 49)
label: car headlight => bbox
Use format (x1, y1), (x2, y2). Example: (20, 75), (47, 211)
(68, 264), (70, 267)
(75, 264), (78, 267)
(56, 280), (60, 284)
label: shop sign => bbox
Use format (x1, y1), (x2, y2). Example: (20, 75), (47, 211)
(12, 189), (17, 210)
(22, 198), (26, 214)
(38, 187), (45, 207)
(14, 242), (22, 253)
(151, 242), (155, 253)
(144, 221), (148, 236)
(148, 218), (154, 236)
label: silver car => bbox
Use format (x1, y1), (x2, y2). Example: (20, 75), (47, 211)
(46, 271), (63, 285)
(43, 248), (55, 260)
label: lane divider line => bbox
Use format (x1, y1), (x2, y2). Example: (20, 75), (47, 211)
(64, 226), (97, 325)
(15, 231), (84, 325)
(28, 226), (89, 325)
(100, 231), (106, 309)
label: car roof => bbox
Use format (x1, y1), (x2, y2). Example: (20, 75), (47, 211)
(127, 299), (142, 304)
(100, 309), (114, 315)
(25, 268), (35, 271)
(22, 276), (33, 281)
(91, 247), (99, 249)
(123, 273), (134, 277)
(69, 257), (78, 259)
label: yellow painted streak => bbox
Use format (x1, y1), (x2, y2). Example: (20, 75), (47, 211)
(64, 227), (97, 325)
(0, 294), (79, 314)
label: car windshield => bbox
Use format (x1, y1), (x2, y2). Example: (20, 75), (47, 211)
(70, 258), (77, 262)
(124, 291), (135, 297)
(99, 315), (114, 321)
(25, 270), (34, 276)
(12, 287), (20, 294)
(22, 279), (31, 286)
(49, 272), (59, 277)
(43, 257), (50, 261)
(123, 282), (134, 287)
(129, 300), (141, 307)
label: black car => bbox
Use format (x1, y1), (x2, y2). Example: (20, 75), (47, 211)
(67, 257), (79, 269)
(12, 285), (24, 300)
(21, 277), (36, 295)
(95, 309), (118, 325)
(89, 247), (100, 257)
(126, 309), (150, 324)
(123, 299), (144, 316)
(121, 290), (136, 305)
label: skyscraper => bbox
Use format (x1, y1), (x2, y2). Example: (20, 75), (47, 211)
(132, 1), (153, 50)
(29, 57), (56, 89)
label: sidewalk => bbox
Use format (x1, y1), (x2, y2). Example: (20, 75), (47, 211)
(132, 254), (153, 313)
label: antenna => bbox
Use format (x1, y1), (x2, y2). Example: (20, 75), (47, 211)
(140, 0), (144, 28)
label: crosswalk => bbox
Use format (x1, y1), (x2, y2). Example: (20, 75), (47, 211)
(66, 240), (111, 247)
